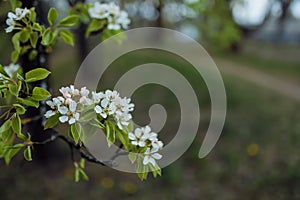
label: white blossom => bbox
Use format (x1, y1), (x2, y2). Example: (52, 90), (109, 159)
(58, 100), (80, 125)
(115, 112), (132, 130)
(143, 148), (162, 166)
(92, 91), (104, 103)
(5, 8), (29, 33)
(3, 63), (20, 78)
(79, 87), (92, 105)
(88, 2), (110, 19)
(88, 2), (130, 31)
(128, 127), (148, 147)
(9, 7), (29, 20)
(94, 98), (116, 118)
(5, 18), (15, 33)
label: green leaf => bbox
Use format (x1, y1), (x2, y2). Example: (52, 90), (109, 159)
(71, 123), (81, 144)
(32, 23), (42, 32)
(106, 121), (116, 147)
(79, 158), (85, 168)
(89, 119), (105, 129)
(12, 114), (21, 135)
(116, 129), (129, 150)
(128, 152), (137, 163)
(78, 168), (89, 181)
(59, 30), (74, 46)
(29, 32), (38, 48)
(29, 49), (38, 60)
(5, 144), (23, 165)
(13, 104), (26, 115)
(48, 8), (58, 25)
(12, 33), (21, 53)
(79, 111), (96, 123)
(0, 65), (9, 78)
(17, 97), (39, 108)
(9, 0), (22, 10)
(19, 30), (30, 43)
(148, 162), (162, 178)
(11, 51), (19, 63)
(75, 168), (80, 182)
(29, 8), (36, 23)
(8, 84), (19, 96)
(58, 15), (79, 27)
(0, 120), (12, 133)
(25, 68), (51, 83)
(24, 146), (32, 161)
(85, 19), (105, 38)
(136, 157), (148, 180)
(41, 28), (54, 46)
(31, 87), (51, 101)
(44, 113), (59, 129)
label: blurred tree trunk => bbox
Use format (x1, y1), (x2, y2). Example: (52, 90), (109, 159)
(20, 0), (57, 162)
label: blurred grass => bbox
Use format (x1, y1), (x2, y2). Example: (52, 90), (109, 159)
(1, 38), (300, 199)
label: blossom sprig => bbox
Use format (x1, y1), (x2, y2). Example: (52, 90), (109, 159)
(88, 2), (131, 30)
(44, 85), (164, 180)
(128, 126), (164, 180)
(5, 7), (30, 33)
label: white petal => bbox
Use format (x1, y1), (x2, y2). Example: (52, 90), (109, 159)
(148, 157), (156, 166)
(59, 116), (68, 123)
(143, 156), (150, 165)
(69, 101), (77, 112)
(152, 153), (162, 160)
(128, 133), (136, 140)
(94, 105), (102, 114)
(131, 141), (138, 146)
(68, 118), (76, 125)
(58, 106), (68, 114)
(45, 110), (56, 118)
(138, 141), (145, 147)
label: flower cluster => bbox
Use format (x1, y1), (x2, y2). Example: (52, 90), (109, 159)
(5, 7), (29, 33)
(94, 90), (134, 130)
(129, 126), (163, 166)
(88, 2), (130, 30)
(45, 85), (134, 129)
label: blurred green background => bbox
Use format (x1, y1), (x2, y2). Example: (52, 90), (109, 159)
(1, 0), (300, 199)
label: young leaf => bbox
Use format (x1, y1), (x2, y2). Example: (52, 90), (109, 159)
(5, 144), (23, 165)
(106, 121), (116, 147)
(78, 111), (96, 123)
(85, 19), (105, 38)
(9, 0), (22, 10)
(13, 104), (26, 115)
(31, 87), (51, 101)
(24, 146), (32, 161)
(11, 51), (19, 63)
(41, 28), (54, 46)
(71, 124), (80, 144)
(48, 8), (58, 25)
(12, 114), (21, 135)
(78, 169), (89, 181)
(58, 15), (79, 27)
(25, 68), (51, 83)
(0, 65), (9, 77)
(12, 33), (21, 53)
(32, 23), (42, 32)
(17, 97), (39, 108)
(59, 30), (74, 46)
(8, 84), (19, 97)
(44, 113), (59, 129)
(75, 168), (80, 182)
(29, 49), (38, 60)
(19, 30), (30, 43)
(128, 152), (137, 163)
(29, 32), (38, 48)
